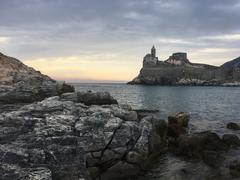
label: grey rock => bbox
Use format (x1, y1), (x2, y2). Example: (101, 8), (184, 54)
(135, 109), (160, 120)
(227, 122), (240, 130)
(168, 112), (190, 128)
(0, 93), (168, 179)
(133, 116), (167, 156)
(100, 161), (140, 180)
(112, 107), (138, 121)
(60, 92), (78, 102)
(0, 165), (52, 180)
(77, 91), (118, 105)
(229, 160), (240, 178)
(222, 134), (240, 147)
(177, 131), (227, 159)
(202, 150), (221, 167)
(168, 123), (187, 139)
(126, 151), (143, 164)
(168, 112), (190, 138)
(0, 98), (90, 179)
(0, 52), (74, 104)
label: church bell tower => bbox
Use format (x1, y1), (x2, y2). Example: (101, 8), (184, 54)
(151, 45), (156, 57)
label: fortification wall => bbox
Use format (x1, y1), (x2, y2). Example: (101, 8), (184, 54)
(138, 65), (224, 85)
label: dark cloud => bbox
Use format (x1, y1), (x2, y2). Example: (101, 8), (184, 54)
(0, 0), (239, 62)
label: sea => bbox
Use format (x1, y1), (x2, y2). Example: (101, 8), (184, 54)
(72, 83), (240, 180)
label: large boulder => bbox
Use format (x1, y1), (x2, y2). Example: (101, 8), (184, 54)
(77, 91), (118, 105)
(177, 131), (227, 161)
(0, 92), (168, 179)
(222, 134), (240, 148)
(168, 112), (190, 128)
(75, 105), (167, 178)
(227, 122), (240, 130)
(168, 112), (190, 138)
(0, 97), (89, 179)
(0, 52), (74, 104)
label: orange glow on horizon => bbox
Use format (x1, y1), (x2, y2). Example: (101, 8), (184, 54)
(24, 55), (141, 82)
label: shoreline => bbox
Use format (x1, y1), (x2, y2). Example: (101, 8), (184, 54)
(1, 92), (240, 179)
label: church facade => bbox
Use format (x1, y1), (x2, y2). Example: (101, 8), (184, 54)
(143, 46), (159, 67)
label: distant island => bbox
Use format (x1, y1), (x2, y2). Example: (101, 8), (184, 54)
(128, 46), (240, 86)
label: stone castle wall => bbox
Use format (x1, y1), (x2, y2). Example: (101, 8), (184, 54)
(138, 65), (224, 85)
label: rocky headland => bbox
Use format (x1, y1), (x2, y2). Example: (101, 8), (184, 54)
(128, 46), (240, 86)
(0, 52), (74, 104)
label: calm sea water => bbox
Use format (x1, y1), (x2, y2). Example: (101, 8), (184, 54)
(72, 83), (240, 179)
(73, 83), (240, 135)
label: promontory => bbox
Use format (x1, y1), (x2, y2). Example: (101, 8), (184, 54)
(128, 46), (240, 86)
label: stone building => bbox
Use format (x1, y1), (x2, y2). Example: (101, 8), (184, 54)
(143, 46), (159, 67)
(165, 52), (190, 65)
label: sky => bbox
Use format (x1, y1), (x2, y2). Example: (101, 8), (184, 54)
(0, 0), (240, 82)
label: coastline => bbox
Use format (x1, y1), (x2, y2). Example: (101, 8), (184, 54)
(1, 92), (240, 179)
(1, 52), (240, 179)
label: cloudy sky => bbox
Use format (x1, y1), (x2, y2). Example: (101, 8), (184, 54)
(0, 0), (240, 82)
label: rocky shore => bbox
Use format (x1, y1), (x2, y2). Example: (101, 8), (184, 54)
(1, 92), (240, 180)
(0, 91), (169, 180)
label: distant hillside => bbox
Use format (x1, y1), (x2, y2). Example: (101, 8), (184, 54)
(221, 57), (240, 70)
(0, 52), (53, 85)
(0, 52), (74, 103)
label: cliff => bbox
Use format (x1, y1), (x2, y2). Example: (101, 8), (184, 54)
(0, 52), (74, 103)
(128, 47), (240, 86)
(221, 57), (240, 81)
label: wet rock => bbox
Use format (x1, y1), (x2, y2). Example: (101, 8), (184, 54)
(148, 118), (168, 154)
(135, 109), (160, 120)
(168, 112), (190, 128)
(177, 131), (227, 159)
(77, 91), (118, 105)
(88, 167), (99, 179)
(168, 112), (189, 138)
(222, 134), (240, 147)
(202, 150), (221, 167)
(229, 160), (240, 178)
(168, 123), (187, 138)
(227, 122), (240, 130)
(100, 161), (140, 180)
